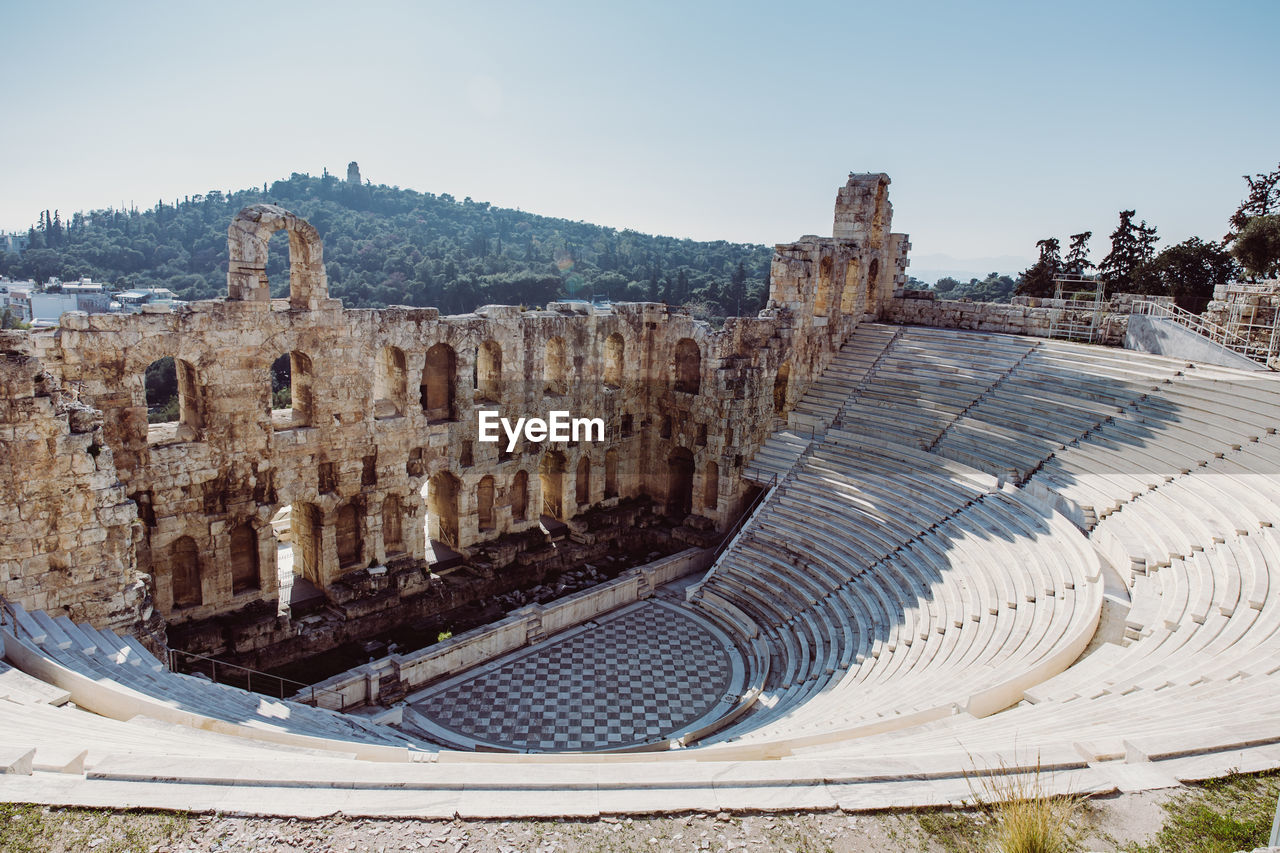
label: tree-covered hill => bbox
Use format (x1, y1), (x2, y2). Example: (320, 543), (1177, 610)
(2, 166), (774, 318)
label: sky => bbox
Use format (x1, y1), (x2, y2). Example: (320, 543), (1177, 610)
(2, 0), (1277, 276)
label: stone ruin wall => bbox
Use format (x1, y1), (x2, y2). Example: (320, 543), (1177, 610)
(0, 332), (157, 642)
(0, 173), (907, 646)
(884, 289), (1165, 346)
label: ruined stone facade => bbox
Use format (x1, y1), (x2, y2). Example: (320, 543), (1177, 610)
(0, 174), (907, 645)
(0, 332), (150, 637)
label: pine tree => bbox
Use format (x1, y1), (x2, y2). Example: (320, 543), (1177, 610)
(1063, 231), (1093, 276)
(1015, 238), (1062, 298)
(1098, 210), (1159, 294)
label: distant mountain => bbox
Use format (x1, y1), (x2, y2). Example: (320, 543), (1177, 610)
(909, 252), (1033, 285)
(0, 168), (774, 318)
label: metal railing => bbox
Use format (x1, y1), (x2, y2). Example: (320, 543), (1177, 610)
(166, 647), (349, 711)
(1131, 298), (1273, 367)
(1, 597), (347, 712)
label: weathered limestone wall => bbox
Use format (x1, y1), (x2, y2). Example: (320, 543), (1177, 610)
(0, 331), (151, 639)
(0, 174), (908, 640)
(884, 290), (1156, 346)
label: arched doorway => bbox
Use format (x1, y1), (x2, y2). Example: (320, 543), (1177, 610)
(291, 502), (324, 586)
(511, 470), (529, 522)
(170, 535), (202, 609)
(230, 521), (260, 594)
(477, 475), (496, 531)
(425, 471), (461, 547)
(539, 451), (566, 520)
(383, 495), (404, 554)
(604, 448), (618, 499)
(576, 457), (591, 506)
(335, 502), (363, 569)
(666, 448), (695, 518)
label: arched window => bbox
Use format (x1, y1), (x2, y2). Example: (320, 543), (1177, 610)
(703, 461), (719, 510)
(383, 495), (404, 554)
(774, 362), (790, 415)
(422, 343), (457, 422)
(673, 338), (700, 394)
(576, 457), (591, 506)
(374, 346), (407, 418)
(603, 333), (624, 389)
(867, 257), (880, 309)
(604, 448), (618, 499)
(476, 340), (502, 402)
(544, 336), (568, 396)
(230, 522), (260, 594)
(336, 502), (363, 569)
(667, 448), (695, 518)
(145, 356), (201, 443)
(271, 351), (314, 429)
(478, 475), (496, 531)
(170, 535), (202, 609)
(511, 470), (529, 522)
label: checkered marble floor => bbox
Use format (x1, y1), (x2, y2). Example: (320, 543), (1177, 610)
(405, 600), (743, 752)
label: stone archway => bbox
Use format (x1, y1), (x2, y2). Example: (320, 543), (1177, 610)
(540, 451), (566, 520)
(425, 472), (461, 548)
(226, 204), (327, 310)
(667, 447), (695, 518)
(335, 502), (363, 569)
(169, 535), (202, 610)
(229, 521), (260, 594)
(510, 470), (529, 522)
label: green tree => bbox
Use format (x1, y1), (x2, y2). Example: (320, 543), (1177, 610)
(1231, 215), (1280, 279)
(1225, 162), (1280, 244)
(1098, 210), (1158, 293)
(1016, 238), (1062, 298)
(1133, 238), (1237, 312)
(1062, 231), (1093, 277)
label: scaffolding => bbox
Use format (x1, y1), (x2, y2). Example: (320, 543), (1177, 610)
(1048, 275), (1106, 344)
(1222, 282), (1280, 366)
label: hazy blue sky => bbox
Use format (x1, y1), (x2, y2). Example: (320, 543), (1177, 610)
(3, 0), (1277, 272)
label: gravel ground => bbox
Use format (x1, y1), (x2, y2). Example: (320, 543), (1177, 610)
(1, 788), (1185, 853)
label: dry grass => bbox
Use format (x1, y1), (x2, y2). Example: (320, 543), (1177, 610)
(966, 757), (1087, 853)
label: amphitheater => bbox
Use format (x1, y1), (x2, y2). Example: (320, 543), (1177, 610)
(2, 173), (1280, 818)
